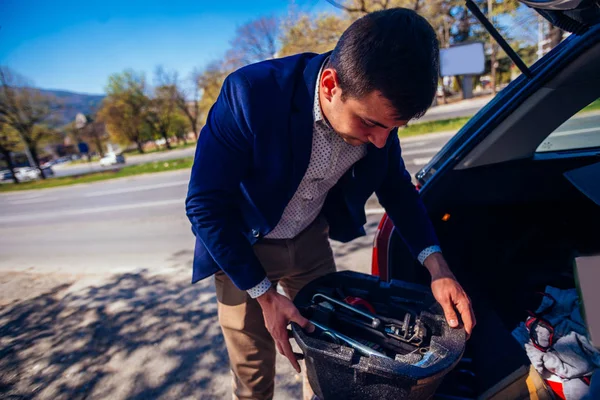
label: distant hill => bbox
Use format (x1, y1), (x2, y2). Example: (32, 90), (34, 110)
(39, 89), (105, 125)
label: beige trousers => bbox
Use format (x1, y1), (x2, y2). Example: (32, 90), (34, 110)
(215, 215), (336, 400)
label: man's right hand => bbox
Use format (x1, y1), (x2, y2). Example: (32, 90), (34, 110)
(256, 287), (314, 373)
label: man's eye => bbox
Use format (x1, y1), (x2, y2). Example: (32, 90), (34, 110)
(361, 118), (375, 127)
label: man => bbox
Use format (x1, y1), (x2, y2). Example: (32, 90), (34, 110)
(186, 8), (476, 400)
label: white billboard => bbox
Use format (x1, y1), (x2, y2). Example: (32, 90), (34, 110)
(440, 42), (485, 77)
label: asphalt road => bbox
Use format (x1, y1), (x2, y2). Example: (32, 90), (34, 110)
(539, 111), (600, 152)
(6, 109), (600, 273)
(0, 132), (450, 400)
(0, 132), (450, 274)
(418, 94), (493, 123)
(3, 108), (599, 273)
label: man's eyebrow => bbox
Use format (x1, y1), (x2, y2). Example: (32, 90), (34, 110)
(364, 117), (389, 129)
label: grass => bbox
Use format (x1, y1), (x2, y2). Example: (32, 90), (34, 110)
(398, 116), (471, 138)
(69, 155), (101, 165)
(122, 141), (197, 156)
(0, 157), (194, 192)
(582, 98), (600, 113)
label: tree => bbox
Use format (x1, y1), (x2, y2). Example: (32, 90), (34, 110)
(144, 67), (180, 150)
(66, 116), (108, 158)
(0, 122), (22, 183)
(169, 112), (190, 145)
(230, 16), (279, 66)
(197, 61), (230, 127)
(0, 67), (61, 179)
(99, 70), (150, 154)
(146, 85), (178, 149)
(279, 13), (350, 56)
(175, 69), (202, 140)
(82, 117), (108, 157)
(549, 24), (564, 49)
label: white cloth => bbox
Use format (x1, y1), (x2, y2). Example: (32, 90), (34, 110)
(512, 286), (600, 400)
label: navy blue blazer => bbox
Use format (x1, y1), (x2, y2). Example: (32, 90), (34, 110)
(185, 52), (439, 290)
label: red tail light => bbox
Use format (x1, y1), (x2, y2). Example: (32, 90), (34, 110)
(371, 213), (392, 281)
(371, 218), (384, 277)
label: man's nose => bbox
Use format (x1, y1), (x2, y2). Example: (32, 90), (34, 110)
(368, 132), (388, 149)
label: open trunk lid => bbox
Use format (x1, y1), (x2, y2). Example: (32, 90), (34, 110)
(519, 0), (600, 33)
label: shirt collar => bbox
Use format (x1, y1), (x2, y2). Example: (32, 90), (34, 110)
(313, 58), (330, 128)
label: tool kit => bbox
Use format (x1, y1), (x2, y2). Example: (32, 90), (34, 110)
(291, 271), (466, 400)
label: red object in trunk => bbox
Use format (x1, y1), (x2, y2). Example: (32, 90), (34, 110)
(344, 296), (377, 314)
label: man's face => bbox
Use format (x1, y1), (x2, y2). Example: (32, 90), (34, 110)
(319, 68), (408, 148)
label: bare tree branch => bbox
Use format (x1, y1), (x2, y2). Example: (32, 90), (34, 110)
(230, 16), (279, 66)
(325, 0), (369, 14)
(174, 69), (202, 139)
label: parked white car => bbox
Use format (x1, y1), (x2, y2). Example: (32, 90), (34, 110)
(14, 167), (41, 181)
(99, 153), (126, 167)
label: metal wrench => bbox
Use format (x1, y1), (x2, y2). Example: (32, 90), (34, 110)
(310, 320), (389, 358)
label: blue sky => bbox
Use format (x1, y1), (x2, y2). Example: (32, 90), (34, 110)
(0, 0), (329, 94)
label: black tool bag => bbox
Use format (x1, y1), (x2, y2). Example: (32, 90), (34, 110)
(291, 271), (465, 400)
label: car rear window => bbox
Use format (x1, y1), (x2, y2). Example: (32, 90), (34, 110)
(536, 97), (600, 153)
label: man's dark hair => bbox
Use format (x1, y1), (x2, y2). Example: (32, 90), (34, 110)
(329, 8), (440, 120)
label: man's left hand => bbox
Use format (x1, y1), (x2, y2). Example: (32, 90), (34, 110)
(424, 253), (476, 338)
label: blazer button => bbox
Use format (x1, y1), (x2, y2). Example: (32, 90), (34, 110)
(252, 229), (260, 238)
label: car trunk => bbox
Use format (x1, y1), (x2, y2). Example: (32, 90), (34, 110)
(387, 154), (600, 396)
(379, 2), (600, 396)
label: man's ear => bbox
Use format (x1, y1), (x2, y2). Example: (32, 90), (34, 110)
(320, 68), (341, 101)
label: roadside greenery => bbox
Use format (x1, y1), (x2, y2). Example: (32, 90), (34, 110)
(0, 157), (193, 192)
(583, 98), (600, 113)
(399, 117), (471, 137)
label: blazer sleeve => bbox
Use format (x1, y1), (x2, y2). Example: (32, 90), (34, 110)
(375, 133), (440, 259)
(185, 72), (266, 291)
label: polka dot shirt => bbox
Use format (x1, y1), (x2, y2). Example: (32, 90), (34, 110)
(265, 68), (367, 240)
(247, 61), (442, 298)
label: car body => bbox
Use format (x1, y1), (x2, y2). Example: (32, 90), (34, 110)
(371, 3), (600, 398)
(14, 167), (40, 181)
(99, 153), (125, 167)
(54, 156), (71, 164)
(0, 169), (13, 182)
(41, 160), (55, 169)
(0, 166), (53, 182)
(41, 166), (54, 178)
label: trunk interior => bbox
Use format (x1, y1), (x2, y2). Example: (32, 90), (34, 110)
(388, 155), (600, 396)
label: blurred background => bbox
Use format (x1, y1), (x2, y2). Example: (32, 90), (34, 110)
(0, 1), (580, 399)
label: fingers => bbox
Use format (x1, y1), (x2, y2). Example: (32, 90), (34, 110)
(291, 310), (315, 333)
(457, 298), (476, 338)
(432, 279), (476, 337)
(271, 324), (301, 372)
(440, 299), (459, 328)
(279, 334), (301, 373)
